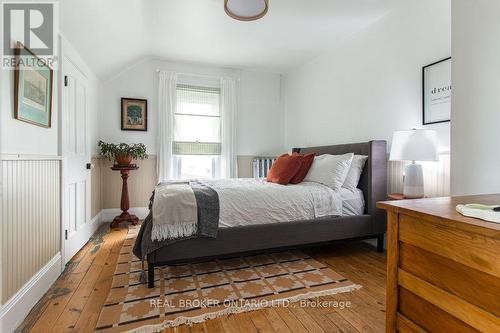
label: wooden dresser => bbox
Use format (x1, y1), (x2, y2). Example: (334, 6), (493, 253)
(377, 195), (500, 333)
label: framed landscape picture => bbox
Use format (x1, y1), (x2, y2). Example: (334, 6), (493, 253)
(422, 57), (451, 125)
(14, 43), (53, 128)
(121, 98), (147, 131)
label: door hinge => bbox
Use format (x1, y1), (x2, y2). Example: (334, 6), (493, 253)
(64, 75), (68, 87)
(65, 229), (68, 240)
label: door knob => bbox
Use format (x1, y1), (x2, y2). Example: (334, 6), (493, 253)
(86, 163), (93, 170)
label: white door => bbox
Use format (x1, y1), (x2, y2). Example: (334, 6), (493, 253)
(61, 55), (92, 265)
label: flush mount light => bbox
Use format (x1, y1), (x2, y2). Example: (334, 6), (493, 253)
(224, 0), (269, 21)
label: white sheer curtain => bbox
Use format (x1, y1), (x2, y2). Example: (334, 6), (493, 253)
(220, 77), (237, 178)
(157, 71), (177, 182)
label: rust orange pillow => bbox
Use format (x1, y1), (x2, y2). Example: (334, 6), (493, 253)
(290, 152), (315, 184)
(267, 153), (302, 185)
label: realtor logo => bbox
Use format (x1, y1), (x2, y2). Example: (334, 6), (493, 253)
(1, 1), (58, 69)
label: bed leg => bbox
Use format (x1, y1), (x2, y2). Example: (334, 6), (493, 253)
(148, 264), (155, 288)
(376, 234), (385, 253)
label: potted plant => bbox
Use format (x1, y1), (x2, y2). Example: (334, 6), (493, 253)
(98, 140), (148, 166)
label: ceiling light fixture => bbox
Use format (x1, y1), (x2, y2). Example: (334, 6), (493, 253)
(224, 0), (269, 21)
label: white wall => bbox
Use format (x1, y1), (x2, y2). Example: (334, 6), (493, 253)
(0, 67), (59, 155)
(238, 70), (284, 155)
(99, 58), (284, 156)
(284, 0), (451, 153)
(450, 0), (500, 195)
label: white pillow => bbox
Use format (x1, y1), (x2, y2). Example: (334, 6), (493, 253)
(304, 153), (354, 190)
(342, 155), (368, 189)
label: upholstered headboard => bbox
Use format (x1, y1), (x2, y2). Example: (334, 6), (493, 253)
(293, 140), (387, 232)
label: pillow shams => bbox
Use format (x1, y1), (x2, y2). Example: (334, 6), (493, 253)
(303, 153), (354, 190)
(342, 155), (368, 189)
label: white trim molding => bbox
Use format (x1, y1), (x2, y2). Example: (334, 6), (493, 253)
(0, 154), (63, 161)
(0, 253), (62, 333)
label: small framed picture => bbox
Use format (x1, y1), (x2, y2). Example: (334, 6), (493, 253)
(422, 57), (451, 125)
(121, 98), (147, 131)
(14, 42), (53, 128)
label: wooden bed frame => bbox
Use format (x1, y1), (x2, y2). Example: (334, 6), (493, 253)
(147, 140), (387, 288)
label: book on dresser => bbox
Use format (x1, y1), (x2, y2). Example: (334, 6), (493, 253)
(377, 194), (500, 333)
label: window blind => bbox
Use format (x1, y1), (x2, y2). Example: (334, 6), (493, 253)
(172, 141), (222, 155)
(174, 84), (221, 155)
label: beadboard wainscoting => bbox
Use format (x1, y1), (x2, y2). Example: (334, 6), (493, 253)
(91, 156), (158, 214)
(0, 155), (62, 332)
(387, 153), (451, 198)
(91, 156), (103, 219)
(237, 156), (255, 178)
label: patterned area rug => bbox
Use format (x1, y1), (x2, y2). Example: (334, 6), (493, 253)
(95, 225), (361, 333)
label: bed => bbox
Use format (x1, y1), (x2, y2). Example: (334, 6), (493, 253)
(138, 140), (387, 288)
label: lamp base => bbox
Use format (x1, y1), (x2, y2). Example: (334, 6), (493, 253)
(403, 163), (424, 199)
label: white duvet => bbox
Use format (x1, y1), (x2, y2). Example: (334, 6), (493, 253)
(200, 178), (343, 228)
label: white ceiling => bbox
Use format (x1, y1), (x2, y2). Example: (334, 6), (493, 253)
(60, 0), (399, 79)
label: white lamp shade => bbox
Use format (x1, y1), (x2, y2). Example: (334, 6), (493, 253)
(389, 129), (439, 162)
(225, 0), (269, 21)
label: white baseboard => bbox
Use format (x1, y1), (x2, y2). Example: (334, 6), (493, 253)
(0, 253), (62, 333)
(101, 207), (149, 222)
(92, 210), (103, 224)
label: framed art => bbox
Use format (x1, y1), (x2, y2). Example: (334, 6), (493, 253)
(121, 98), (148, 131)
(423, 57), (451, 125)
(14, 42), (53, 128)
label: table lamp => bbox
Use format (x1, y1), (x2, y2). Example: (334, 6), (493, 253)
(389, 129), (439, 198)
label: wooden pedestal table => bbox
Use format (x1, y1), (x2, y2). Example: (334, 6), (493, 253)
(110, 165), (139, 228)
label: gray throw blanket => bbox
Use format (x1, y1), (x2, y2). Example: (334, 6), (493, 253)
(133, 181), (219, 262)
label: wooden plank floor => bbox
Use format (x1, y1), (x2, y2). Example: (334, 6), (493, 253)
(17, 224), (386, 333)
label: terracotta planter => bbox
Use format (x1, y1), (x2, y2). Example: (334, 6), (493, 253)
(115, 154), (133, 166)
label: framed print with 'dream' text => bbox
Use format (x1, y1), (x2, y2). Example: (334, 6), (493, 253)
(423, 57), (451, 125)
(14, 43), (53, 128)
(121, 98), (148, 131)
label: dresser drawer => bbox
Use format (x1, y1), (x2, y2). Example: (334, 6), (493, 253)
(399, 242), (500, 316)
(398, 287), (479, 333)
(394, 214), (500, 332)
(398, 214), (500, 278)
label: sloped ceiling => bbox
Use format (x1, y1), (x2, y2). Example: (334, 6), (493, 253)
(60, 0), (399, 79)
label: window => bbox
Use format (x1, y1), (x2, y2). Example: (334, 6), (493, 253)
(173, 84), (221, 179)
